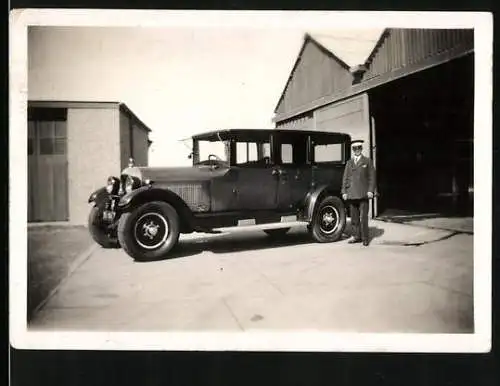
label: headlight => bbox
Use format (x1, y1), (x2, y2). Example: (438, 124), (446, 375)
(125, 175), (141, 194)
(106, 176), (120, 194)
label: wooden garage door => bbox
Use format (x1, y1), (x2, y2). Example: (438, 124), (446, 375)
(28, 112), (69, 222)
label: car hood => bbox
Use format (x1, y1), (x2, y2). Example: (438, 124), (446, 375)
(121, 166), (228, 183)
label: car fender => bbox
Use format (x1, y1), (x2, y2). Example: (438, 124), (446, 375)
(117, 186), (195, 232)
(88, 187), (110, 209)
(303, 184), (342, 222)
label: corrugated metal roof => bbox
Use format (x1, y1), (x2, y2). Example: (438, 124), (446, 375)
(273, 28), (474, 122)
(309, 29), (385, 68)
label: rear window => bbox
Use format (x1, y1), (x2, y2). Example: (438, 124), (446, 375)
(313, 143), (343, 163)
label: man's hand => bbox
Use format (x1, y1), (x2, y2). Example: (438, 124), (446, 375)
(367, 192), (374, 199)
(342, 194), (347, 200)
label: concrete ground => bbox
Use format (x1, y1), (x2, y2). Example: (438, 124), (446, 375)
(376, 210), (474, 234)
(29, 220), (473, 333)
(27, 225), (93, 319)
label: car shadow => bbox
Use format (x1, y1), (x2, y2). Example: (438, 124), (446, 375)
(135, 228), (352, 263)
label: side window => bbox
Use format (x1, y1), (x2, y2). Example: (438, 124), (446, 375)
(278, 136), (307, 165)
(314, 143), (343, 163)
(236, 141), (271, 166)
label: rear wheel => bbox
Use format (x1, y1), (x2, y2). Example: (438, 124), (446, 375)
(263, 227), (290, 238)
(88, 206), (119, 248)
(118, 201), (180, 261)
(309, 196), (346, 243)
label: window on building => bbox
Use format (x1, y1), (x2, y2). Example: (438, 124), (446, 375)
(28, 121), (35, 155)
(28, 107), (67, 156)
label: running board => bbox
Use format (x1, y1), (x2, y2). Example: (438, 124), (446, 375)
(212, 220), (309, 233)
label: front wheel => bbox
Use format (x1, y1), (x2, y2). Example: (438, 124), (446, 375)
(88, 206), (119, 248)
(309, 196), (346, 243)
(117, 201), (180, 261)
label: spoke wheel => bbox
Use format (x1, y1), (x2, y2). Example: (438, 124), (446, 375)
(118, 201), (180, 261)
(309, 196), (346, 243)
(318, 205), (340, 235)
(134, 213), (169, 250)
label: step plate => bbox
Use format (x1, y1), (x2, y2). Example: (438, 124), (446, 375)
(213, 219), (309, 233)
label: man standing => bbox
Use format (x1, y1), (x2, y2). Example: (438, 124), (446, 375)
(341, 139), (376, 246)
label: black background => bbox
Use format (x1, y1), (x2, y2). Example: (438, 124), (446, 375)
(5, 1), (498, 385)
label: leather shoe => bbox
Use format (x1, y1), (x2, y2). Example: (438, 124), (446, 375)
(362, 240), (370, 246)
(348, 238), (362, 244)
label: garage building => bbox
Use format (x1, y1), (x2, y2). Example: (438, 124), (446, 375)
(28, 101), (152, 225)
(273, 28), (474, 218)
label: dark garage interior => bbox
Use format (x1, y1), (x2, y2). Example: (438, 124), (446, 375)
(369, 53), (474, 218)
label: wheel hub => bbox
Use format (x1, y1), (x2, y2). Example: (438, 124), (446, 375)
(319, 205), (339, 235)
(143, 220), (160, 239)
(134, 212), (169, 250)
(322, 212), (335, 225)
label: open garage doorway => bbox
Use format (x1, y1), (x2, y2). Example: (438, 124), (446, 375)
(369, 53), (474, 223)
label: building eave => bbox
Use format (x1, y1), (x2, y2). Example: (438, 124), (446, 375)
(118, 103), (152, 133)
(307, 33), (353, 71)
(273, 33), (355, 115)
(273, 34), (311, 114)
(362, 28), (390, 71)
(273, 45), (474, 123)
(27, 99), (152, 133)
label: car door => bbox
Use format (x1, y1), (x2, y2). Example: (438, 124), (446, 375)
(233, 138), (279, 211)
(273, 132), (312, 211)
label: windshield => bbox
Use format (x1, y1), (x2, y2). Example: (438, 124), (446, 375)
(187, 137), (230, 166)
(198, 139), (229, 162)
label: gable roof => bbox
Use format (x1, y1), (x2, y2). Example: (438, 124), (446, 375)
(309, 29), (384, 68)
(362, 28), (390, 71)
(273, 30), (383, 114)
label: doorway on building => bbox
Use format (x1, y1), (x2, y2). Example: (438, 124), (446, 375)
(369, 53), (474, 221)
(28, 107), (69, 222)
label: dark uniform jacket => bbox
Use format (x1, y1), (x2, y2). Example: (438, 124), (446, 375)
(341, 155), (376, 200)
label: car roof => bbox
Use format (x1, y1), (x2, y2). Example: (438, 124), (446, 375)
(191, 128), (351, 142)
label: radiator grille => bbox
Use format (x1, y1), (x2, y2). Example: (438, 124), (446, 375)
(168, 183), (210, 212)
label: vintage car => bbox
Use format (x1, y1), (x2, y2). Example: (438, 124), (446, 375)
(88, 129), (351, 261)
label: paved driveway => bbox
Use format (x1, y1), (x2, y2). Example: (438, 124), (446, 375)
(30, 224), (473, 333)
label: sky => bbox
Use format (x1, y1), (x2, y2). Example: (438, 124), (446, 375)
(28, 26), (383, 166)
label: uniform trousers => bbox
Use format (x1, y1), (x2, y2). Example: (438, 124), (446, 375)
(349, 199), (369, 242)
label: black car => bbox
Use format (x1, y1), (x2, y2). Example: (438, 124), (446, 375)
(88, 129), (351, 261)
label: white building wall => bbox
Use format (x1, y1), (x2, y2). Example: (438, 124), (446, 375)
(67, 107), (120, 225)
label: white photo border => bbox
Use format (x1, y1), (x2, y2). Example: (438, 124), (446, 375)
(9, 9), (493, 352)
